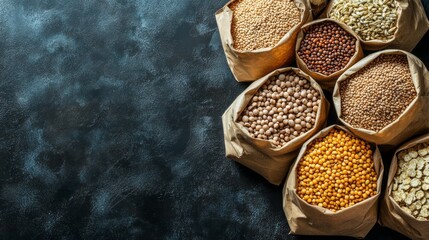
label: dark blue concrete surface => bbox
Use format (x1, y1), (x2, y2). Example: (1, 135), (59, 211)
(0, 0), (428, 239)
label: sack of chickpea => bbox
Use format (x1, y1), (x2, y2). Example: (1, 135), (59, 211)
(222, 68), (329, 185)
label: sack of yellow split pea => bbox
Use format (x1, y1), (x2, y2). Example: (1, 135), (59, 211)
(283, 125), (384, 238)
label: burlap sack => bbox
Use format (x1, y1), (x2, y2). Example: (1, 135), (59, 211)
(333, 49), (429, 146)
(309, 0), (328, 18)
(215, 0), (312, 82)
(325, 0), (429, 51)
(379, 134), (429, 240)
(222, 67), (329, 185)
(283, 125), (384, 238)
(295, 18), (364, 90)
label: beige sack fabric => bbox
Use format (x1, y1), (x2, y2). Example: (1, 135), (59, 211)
(215, 0), (312, 82)
(283, 125), (384, 238)
(379, 134), (429, 240)
(222, 68), (329, 185)
(333, 49), (429, 146)
(325, 0), (429, 51)
(309, 0), (328, 18)
(295, 18), (364, 90)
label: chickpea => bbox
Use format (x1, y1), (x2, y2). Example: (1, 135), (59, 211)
(238, 72), (321, 148)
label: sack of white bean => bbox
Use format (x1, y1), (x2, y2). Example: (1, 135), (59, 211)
(379, 134), (429, 240)
(222, 68), (329, 185)
(333, 49), (429, 146)
(215, 0), (312, 82)
(283, 125), (384, 238)
(295, 18), (364, 90)
(325, 0), (429, 51)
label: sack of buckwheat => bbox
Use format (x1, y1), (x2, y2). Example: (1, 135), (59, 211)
(333, 49), (429, 146)
(379, 134), (429, 240)
(325, 0), (429, 51)
(222, 67), (329, 185)
(215, 0), (312, 82)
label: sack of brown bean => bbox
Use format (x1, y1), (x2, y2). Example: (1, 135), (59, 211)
(379, 134), (429, 240)
(333, 49), (429, 146)
(283, 125), (384, 238)
(222, 68), (329, 185)
(325, 0), (429, 51)
(215, 0), (312, 82)
(295, 18), (364, 90)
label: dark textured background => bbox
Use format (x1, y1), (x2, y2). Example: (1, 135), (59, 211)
(0, 0), (428, 239)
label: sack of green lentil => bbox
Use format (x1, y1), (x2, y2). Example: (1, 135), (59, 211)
(379, 134), (429, 240)
(325, 0), (429, 51)
(283, 125), (384, 238)
(215, 0), (312, 82)
(295, 18), (364, 90)
(333, 49), (429, 146)
(222, 67), (329, 185)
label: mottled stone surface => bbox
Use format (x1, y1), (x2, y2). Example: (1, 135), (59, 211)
(0, 0), (428, 239)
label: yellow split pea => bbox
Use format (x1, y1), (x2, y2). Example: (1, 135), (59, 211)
(296, 129), (377, 212)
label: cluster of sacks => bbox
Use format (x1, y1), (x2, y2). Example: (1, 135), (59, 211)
(216, 0), (429, 239)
